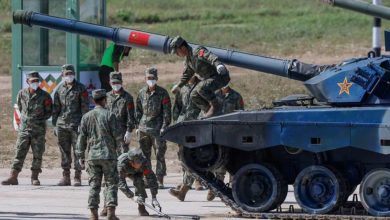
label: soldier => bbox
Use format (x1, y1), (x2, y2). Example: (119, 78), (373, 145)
(136, 67), (171, 189)
(116, 148), (161, 216)
(52, 64), (89, 186)
(206, 84), (245, 201)
(170, 36), (230, 117)
(170, 76), (206, 202)
(106, 71), (135, 153)
(76, 89), (123, 220)
(99, 43), (131, 92)
(1, 71), (52, 186)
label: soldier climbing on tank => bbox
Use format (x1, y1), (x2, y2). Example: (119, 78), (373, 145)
(170, 36), (230, 117)
(53, 64), (89, 187)
(169, 76), (206, 202)
(136, 67), (171, 189)
(1, 71), (52, 186)
(99, 42), (131, 92)
(116, 148), (161, 216)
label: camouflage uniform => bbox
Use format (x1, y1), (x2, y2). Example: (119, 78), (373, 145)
(172, 82), (202, 187)
(171, 36), (230, 113)
(106, 73), (135, 154)
(52, 69), (89, 173)
(12, 75), (52, 173)
(136, 84), (171, 178)
(117, 152), (158, 199)
(216, 87), (244, 114)
(76, 89), (123, 209)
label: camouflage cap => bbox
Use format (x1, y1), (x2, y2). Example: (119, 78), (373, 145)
(26, 71), (40, 81)
(169, 36), (186, 54)
(145, 67), (158, 78)
(92, 89), (106, 99)
(127, 148), (147, 164)
(110, 71), (123, 83)
(62, 64), (75, 73)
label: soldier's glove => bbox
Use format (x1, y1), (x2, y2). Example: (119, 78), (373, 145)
(124, 131), (132, 144)
(78, 159), (85, 170)
(125, 190), (134, 198)
(53, 127), (58, 137)
(160, 128), (165, 135)
(152, 198), (161, 211)
(135, 196), (145, 204)
(216, 64), (228, 75)
(171, 84), (180, 94)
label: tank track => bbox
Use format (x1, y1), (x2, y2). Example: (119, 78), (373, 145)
(183, 165), (390, 220)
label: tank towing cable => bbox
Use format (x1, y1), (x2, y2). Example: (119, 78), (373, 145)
(132, 198), (201, 220)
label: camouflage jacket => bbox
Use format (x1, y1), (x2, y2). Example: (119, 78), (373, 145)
(178, 46), (223, 87)
(17, 88), (52, 132)
(52, 80), (89, 128)
(106, 89), (136, 133)
(172, 82), (201, 123)
(76, 106), (123, 160)
(216, 88), (244, 114)
(117, 153), (158, 197)
(136, 85), (171, 134)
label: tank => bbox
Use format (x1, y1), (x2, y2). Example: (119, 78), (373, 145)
(12, 1), (390, 218)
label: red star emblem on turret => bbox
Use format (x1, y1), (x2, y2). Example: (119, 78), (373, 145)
(337, 77), (353, 95)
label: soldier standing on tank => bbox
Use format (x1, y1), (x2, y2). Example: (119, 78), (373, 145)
(99, 42), (131, 92)
(136, 67), (171, 189)
(106, 71), (136, 153)
(169, 76), (207, 202)
(116, 148), (161, 216)
(170, 36), (230, 117)
(1, 71), (52, 186)
(206, 84), (245, 201)
(53, 64), (89, 186)
(76, 89), (123, 220)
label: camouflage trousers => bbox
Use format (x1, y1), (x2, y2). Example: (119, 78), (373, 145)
(139, 131), (167, 177)
(12, 128), (46, 172)
(178, 145), (199, 187)
(57, 126), (81, 171)
(87, 159), (118, 209)
(191, 73), (230, 112)
(118, 129), (129, 154)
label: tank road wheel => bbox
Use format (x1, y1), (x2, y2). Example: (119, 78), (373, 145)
(294, 165), (347, 214)
(182, 145), (228, 172)
(360, 168), (390, 216)
(232, 164), (287, 212)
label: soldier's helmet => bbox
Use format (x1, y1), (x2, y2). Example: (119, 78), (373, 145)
(110, 71), (123, 83)
(127, 148), (147, 164)
(62, 64), (75, 74)
(26, 71), (41, 81)
(145, 67), (158, 78)
(170, 36), (187, 54)
(92, 89), (107, 99)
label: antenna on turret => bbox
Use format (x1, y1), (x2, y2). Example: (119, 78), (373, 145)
(372, 0), (382, 56)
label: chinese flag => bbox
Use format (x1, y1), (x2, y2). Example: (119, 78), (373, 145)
(128, 31), (150, 46)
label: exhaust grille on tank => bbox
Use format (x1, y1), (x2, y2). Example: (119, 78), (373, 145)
(311, 137), (321, 145)
(380, 139), (390, 146)
(242, 136), (253, 143)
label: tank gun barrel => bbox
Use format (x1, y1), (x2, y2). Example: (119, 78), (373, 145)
(13, 10), (314, 80)
(322, 0), (390, 20)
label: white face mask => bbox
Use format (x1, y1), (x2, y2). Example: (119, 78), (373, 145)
(112, 84), (122, 92)
(29, 82), (39, 90)
(64, 75), (75, 83)
(147, 80), (156, 87)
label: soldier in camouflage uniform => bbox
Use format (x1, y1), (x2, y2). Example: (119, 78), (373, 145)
(52, 64), (89, 186)
(206, 84), (245, 201)
(100, 71), (136, 217)
(106, 71), (135, 153)
(170, 36), (230, 117)
(117, 148), (161, 216)
(76, 89), (123, 220)
(1, 71), (52, 186)
(136, 67), (171, 189)
(169, 76), (206, 201)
